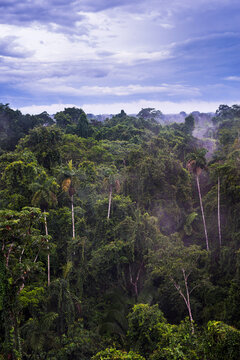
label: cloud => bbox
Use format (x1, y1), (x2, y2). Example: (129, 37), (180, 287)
(171, 32), (240, 48)
(0, 35), (34, 58)
(110, 50), (172, 64)
(32, 83), (200, 97)
(0, 0), (239, 34)
(0, 1), (86, 34)
(225, 76), (240, 81)
(0, 0), (145, 35)
(2, 0), (240, 111)
(18, 99), (233, 115)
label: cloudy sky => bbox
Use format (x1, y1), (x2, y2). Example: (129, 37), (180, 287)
(1, 0), (240, 114)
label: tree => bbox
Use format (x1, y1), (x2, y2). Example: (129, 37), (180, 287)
(202, 321), (240, 360)
(55, 107), (91, 138)
(1, 158), (38, 209)
(127, 304), (166, 357)
(59, 160), (79, 239)
(17, 126), (63, 170)
(100, 165), (121, 220)
(149, 235), (208, 333)
(55, 111), (72, 128)
(186, 149), (209, 251)
(0, 104), (53, 151)
(31, 170), (59, 285)
(137, 108), (163, 120)
(183, 114), (195, 135)
(209, 161), (225, 247)
(213, 104), (240, 123)
(0, 207), (50, 359)
(92, 347), (145, 360)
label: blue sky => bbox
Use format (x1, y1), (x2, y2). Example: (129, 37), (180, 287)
(0, 0), (240, 114)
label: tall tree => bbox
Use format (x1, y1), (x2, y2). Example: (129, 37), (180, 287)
(149, 235), (208, 333)
(60, 160), (78, 239)
(209, 161), (224, 247)
(186, 149), (209, 251)
(31, 171), (59, 285)
(99, 165), (121, 220)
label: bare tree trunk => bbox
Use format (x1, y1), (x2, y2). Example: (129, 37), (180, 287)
(71, 195), (75, 239)
(107, 185), (112, 220)
(172, 270), (194, 334)
(182, 269), (194, 333)
(218, 176), (222, 247)
(129, 261), (143, 299)
(44, 211), (50, 286)
(196, 175), (209, 251)
(5, 243), (13, 268)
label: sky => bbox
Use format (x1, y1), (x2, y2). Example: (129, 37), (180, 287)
(0, 0), (240, 115)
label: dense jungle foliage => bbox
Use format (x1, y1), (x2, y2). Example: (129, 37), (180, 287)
(1, 103), (240, 359)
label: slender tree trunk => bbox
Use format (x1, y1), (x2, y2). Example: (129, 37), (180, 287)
(218, 176), (222, 247)
(44, 211), (50, 286)
(129, 261), (144, 299)
(196, 175), (209, 251)
(71, 195), (75, 238)
(172, 270), (194, 334)
(107, 185), (112, 220)
(182, 269), (194, 334)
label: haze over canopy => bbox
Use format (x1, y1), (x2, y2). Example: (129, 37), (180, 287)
(0, 0), (240, 114)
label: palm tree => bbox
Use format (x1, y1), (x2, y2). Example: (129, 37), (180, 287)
(186, 149), (209, 251)
(21, 312), (58, 357)
(31, 171), (59, 285)
(60, 160), (78, 239)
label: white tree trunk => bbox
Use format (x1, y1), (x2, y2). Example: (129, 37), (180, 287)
(182, 269), (194, 334)
(172, 270), (194, 334)
(196, 175), (209, 251)
(44, 211), (50, 286)
(218, 176), (222, 247)
(107, 185), (112, 220)
(71, 195), (75, 239)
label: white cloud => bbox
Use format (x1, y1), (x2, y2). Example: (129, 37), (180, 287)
(19, 99), (234, 115)
(24, 82), (200, 97)
(2, 0), (240, 111)
(19, 103), (77, 115)
(225, 76), (240, 81)
(80, 100), (225, 114)
(110, 50), (172, 64)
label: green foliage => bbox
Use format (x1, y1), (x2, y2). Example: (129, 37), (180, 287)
(137, 108), (163, 121)
(183, 114), (195, 135)
(21, 311), (59, 356)
(17, 125), (63, 170)
(18, 286), (45, 308)
(92, 347), (146, 360)
(213, 104), (240, 123)
(2, 103), (240, 359)
(47, 320), (102, 360)
(202, 321), (240, 359)
(150, 319), (201, 360)
(55, 107), (92, 138)
(0, 103), (53, 151)
(186, 148), (207, 174)
(184, 212), (198, 236)
(127, 304), (166, 357)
